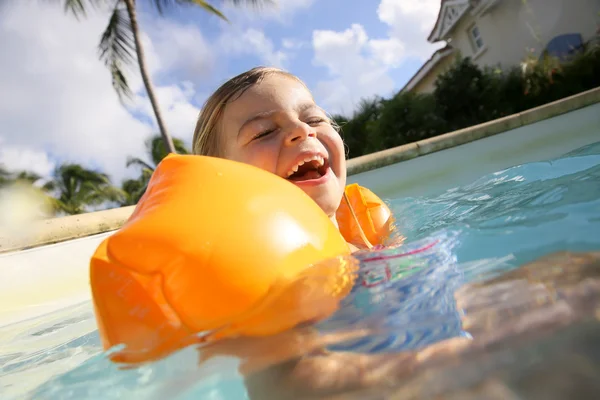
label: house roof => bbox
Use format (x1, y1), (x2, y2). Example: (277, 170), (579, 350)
(427, 0), (470, 43)
(400, 45), (455, 93)
(428, 0), (450, 43)
(428, 0), (501, 42)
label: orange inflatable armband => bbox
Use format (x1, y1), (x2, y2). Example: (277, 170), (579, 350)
(90, 154), (357, 364)
(336, 183), (395, 249)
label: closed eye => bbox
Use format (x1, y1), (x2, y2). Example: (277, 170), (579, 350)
(306, 118), (327, 126)
(252, 129), (276, 140)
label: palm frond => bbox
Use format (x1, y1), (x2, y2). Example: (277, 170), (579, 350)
(146, 134), (190, 165)
(63, 0), (88, 17)
(186, 0), (228, 21)
(121, 177), (148, 205)
(224, 0), (273, 7)
(196, 0), (275, 20)
(59, 0), (108, 18)
(173, 137), (190, 154)
(149, 0), (228, 20)
(49, 163), (124, 215)
(99, 3), (135, 99)
(110, 60), (133, 100)
(126, 156), (155, 171)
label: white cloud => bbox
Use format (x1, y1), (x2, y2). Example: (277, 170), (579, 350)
(282, 38), (308, 50)
(309, 0), (444, 115)
(130, 82), (199, 149)
(311, 24), (396, 115)
(0, 144), (55, 179)
(0, 2), (206, 185)
(219, 28), (288, 68)
(143, 18), (215, 81)
(369, 38), (405, 67)
(376, 0), (445, 60)
(0, 2), (149, 183)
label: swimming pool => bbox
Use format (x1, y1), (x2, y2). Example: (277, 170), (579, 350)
(2, 139), (599, 399)
(1, 100), (600, 398)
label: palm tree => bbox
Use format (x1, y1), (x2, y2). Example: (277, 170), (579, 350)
(121, 172), (152, 205)
(46, 163), (125, 215)
(126, 134), (190, 171)
(121, 134), (189, 204)
(58, 0), (271, 154)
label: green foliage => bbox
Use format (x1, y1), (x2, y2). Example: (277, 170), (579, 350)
(121, 171), (152, 206)
(58, 0), (269, 100)
(334, 98), (384, 159)
(121, 134), (190, 205)
(99, 2), (136, 101)
(372, 92), (444, 152)
(54, 0), (272, 154)
(2, 162), (124, 216)
(339, 36), (600, 157)
(47, 164), (126, 215)
(0, 134), (190, 216)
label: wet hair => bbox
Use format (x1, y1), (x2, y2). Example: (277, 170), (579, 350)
(192, 66), (308, 157)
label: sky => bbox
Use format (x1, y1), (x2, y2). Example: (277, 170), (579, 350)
(0, 0), (445, 185)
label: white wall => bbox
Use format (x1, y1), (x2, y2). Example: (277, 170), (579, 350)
(448, 0), (600, 68)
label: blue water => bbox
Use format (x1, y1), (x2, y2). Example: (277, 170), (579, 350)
(2, 141), (600, 400)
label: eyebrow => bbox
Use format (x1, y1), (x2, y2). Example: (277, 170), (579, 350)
(237, 103), (323, 137)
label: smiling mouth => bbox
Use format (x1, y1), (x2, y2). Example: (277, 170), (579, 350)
(285, 155), (328, 182)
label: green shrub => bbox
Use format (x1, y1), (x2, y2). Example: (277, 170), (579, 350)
(369, 92), (444, 153)
(334, 97), (384, 159)
(338, 35), (600, 157)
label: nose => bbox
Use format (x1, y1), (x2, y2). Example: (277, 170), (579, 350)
(284, 121), (316, 146)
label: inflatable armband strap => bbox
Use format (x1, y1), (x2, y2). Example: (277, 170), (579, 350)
(90, 154), (358, 364)
(336, 183), (395, 249)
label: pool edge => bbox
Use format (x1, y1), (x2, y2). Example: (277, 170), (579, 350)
(346, 86), (600, 175)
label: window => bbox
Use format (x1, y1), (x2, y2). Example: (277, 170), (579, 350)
(469, 25), (484, 51)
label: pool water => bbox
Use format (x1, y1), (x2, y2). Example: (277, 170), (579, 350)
(2, 141), (600, 400)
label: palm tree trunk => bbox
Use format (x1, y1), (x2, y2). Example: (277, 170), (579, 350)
(123, 0), (176, 154)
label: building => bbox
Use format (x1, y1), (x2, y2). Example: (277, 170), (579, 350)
(403, 0), (600, 93)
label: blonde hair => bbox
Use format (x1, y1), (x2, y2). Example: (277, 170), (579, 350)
(192, 66), (308, 157)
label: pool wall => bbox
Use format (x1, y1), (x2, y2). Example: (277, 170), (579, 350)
(1, 86), (599, 328)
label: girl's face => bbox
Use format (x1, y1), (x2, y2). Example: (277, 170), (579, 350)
(219, 74), (346, 222)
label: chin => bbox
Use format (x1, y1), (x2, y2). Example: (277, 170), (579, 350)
(287, 171), (344, 218)
(306, 191), (342, 219)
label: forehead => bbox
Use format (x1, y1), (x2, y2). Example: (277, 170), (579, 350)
(223, 74), (315, 121)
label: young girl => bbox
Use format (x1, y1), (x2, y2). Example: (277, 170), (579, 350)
(192, 66), (365, 251)
(189, 68), (600, 398)
(190, 67), (414, 397)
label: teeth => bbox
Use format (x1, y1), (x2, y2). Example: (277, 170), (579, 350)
(286, 154), (325, 177)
